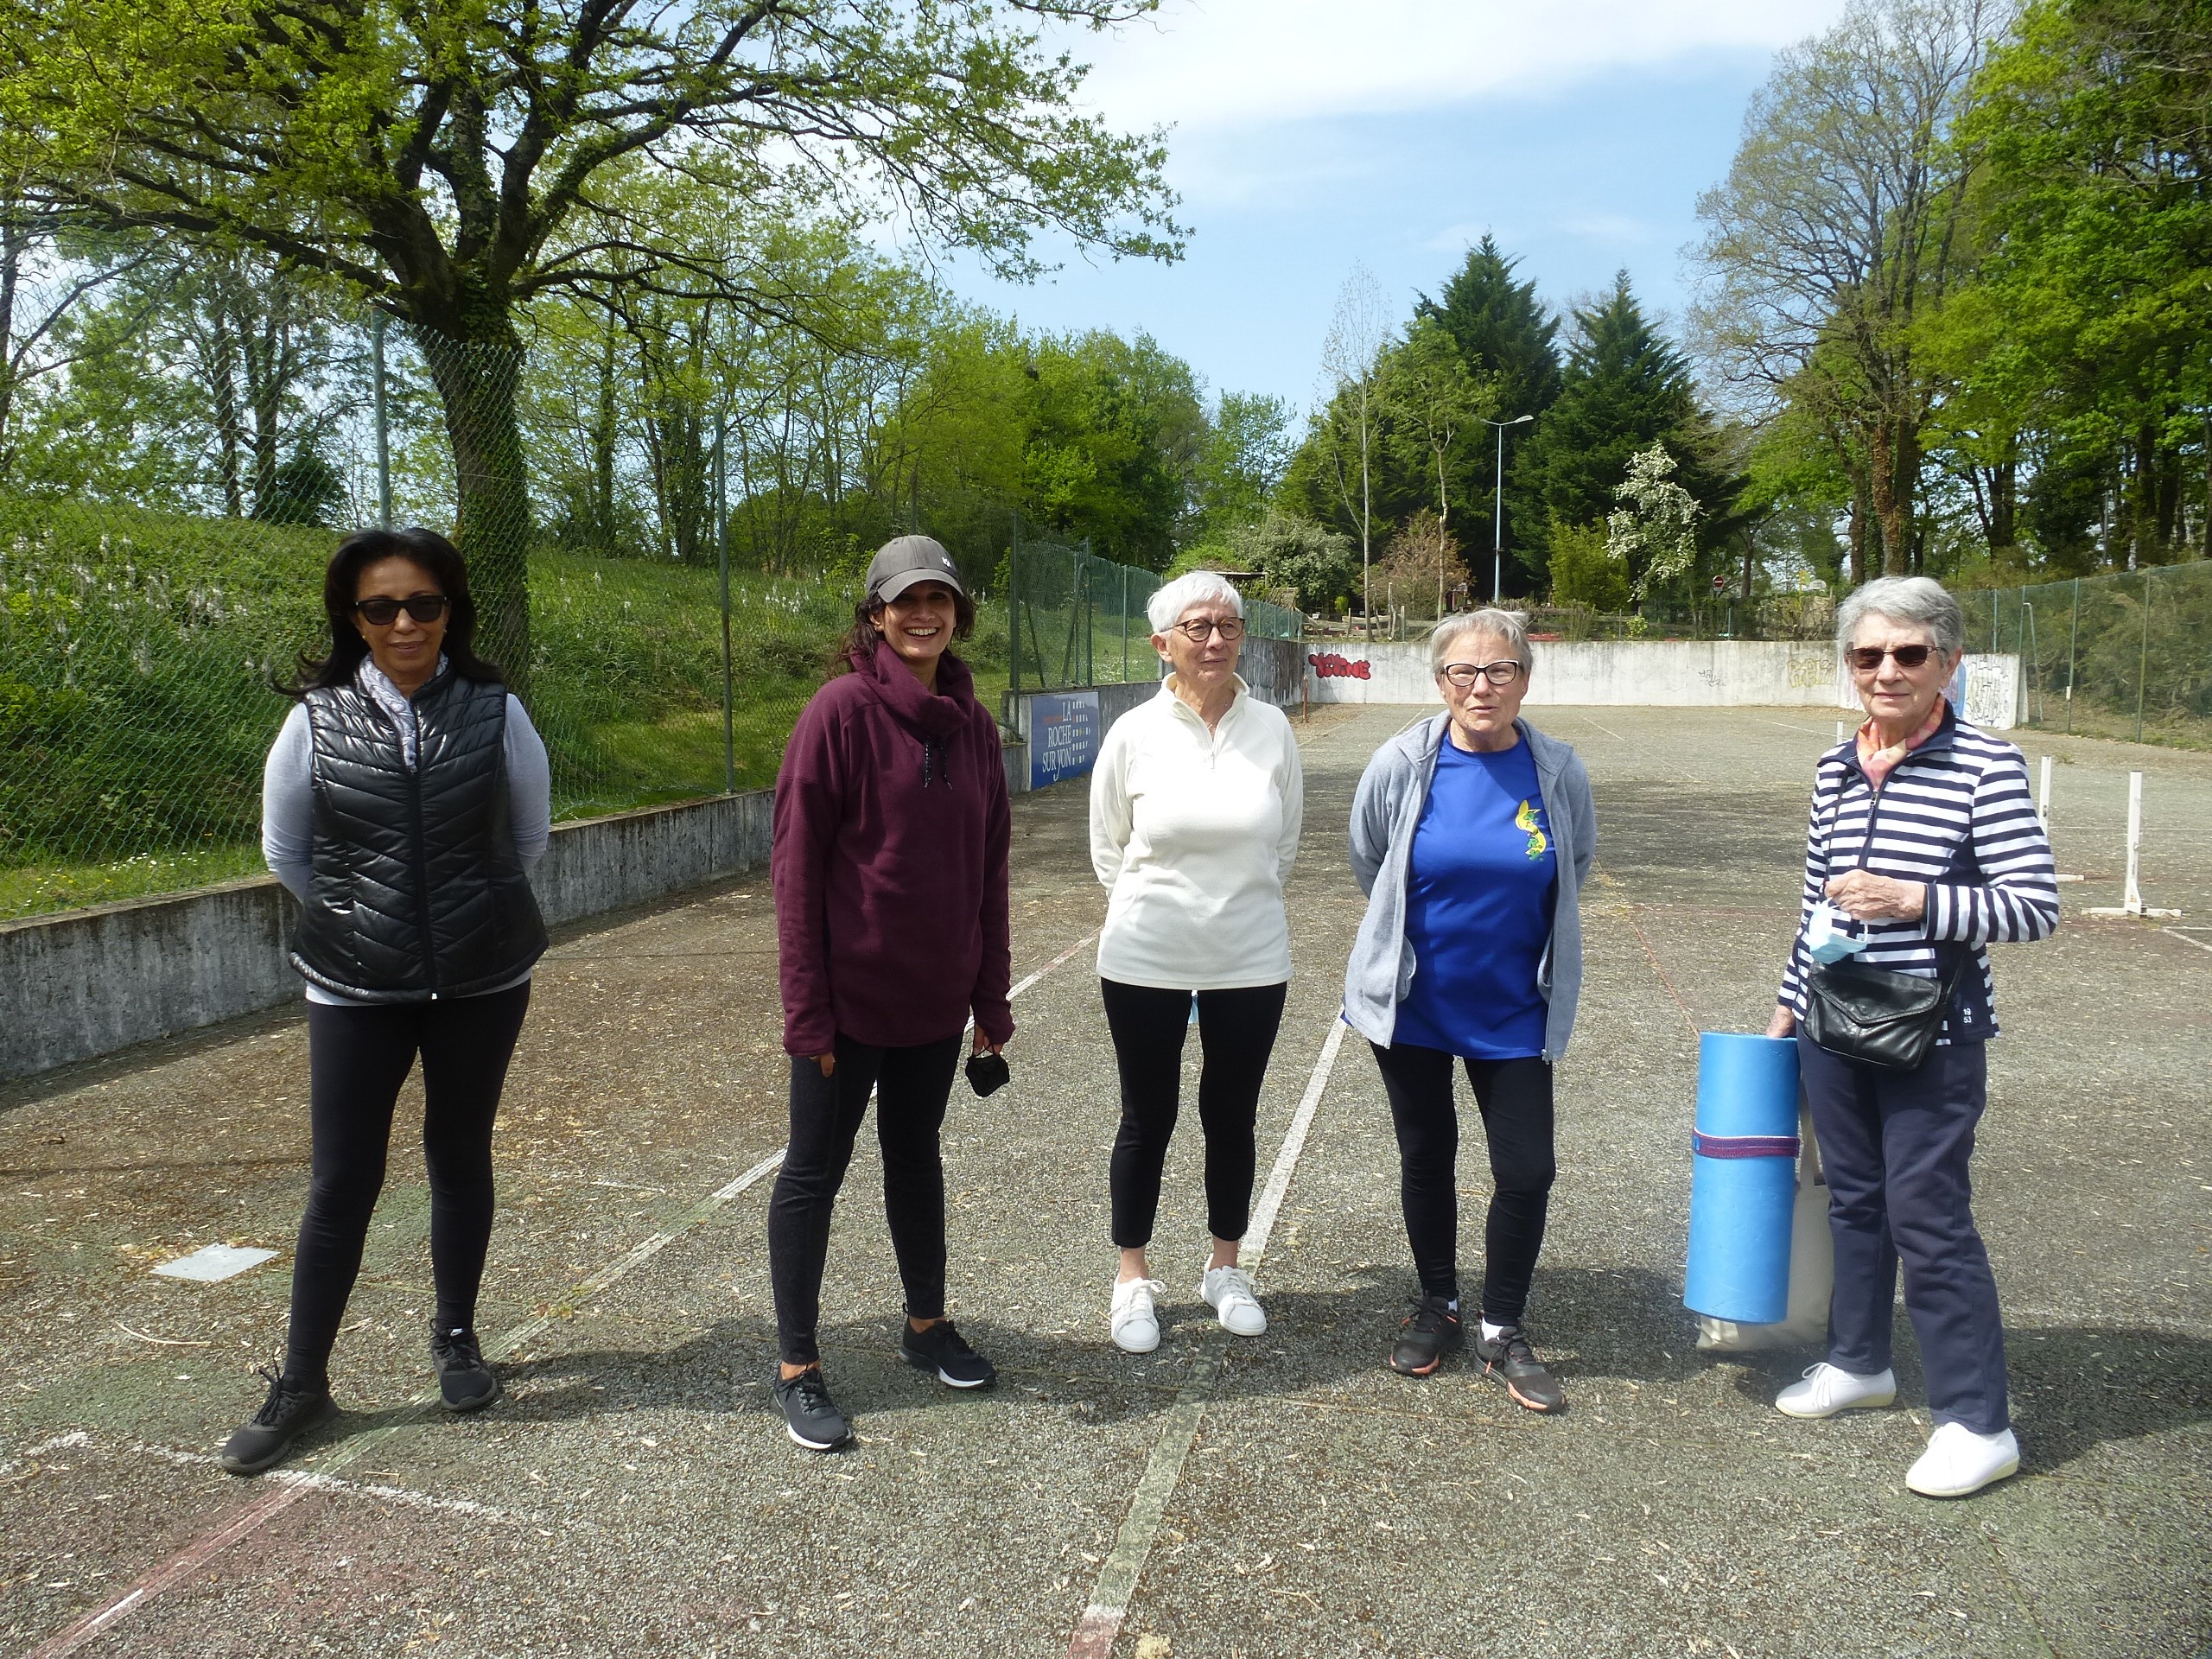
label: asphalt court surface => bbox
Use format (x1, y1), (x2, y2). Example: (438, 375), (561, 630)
(2, 704), (2206, 1657)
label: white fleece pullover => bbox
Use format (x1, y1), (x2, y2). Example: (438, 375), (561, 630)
(1089, 677), (1303, 990)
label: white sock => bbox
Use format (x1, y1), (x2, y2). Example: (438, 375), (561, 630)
(1480, 1319), (1512, 1344)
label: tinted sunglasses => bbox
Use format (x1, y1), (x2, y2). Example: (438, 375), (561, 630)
(1847, 644), (1934, 671)
(353, 594), (450, 626)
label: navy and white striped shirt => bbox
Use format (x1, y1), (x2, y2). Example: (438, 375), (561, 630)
(1778, 707), (2058, 1041)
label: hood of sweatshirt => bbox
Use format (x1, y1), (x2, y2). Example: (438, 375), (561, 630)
(847, 636), (976, 742)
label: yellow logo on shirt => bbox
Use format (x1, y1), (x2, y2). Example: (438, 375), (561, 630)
(1516, 798), (1548, 861)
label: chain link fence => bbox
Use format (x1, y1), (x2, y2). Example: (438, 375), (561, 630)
(1005, 537), (1302, 696)
(0, 301), (986, 921)
(1958, 560), (2212, 749)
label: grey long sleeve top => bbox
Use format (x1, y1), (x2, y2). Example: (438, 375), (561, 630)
(262, 679), (551, 1005)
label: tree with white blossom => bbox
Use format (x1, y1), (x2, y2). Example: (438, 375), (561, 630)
(1607, 442), (1702, 603)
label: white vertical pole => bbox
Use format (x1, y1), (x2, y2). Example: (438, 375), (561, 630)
(1834, 720), (1847, 748)
(2122, 771), (2144, 916)
(2037, 754), (2052, 825)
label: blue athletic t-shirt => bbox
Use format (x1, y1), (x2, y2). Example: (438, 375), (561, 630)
(1392, 736), (1558, 1059)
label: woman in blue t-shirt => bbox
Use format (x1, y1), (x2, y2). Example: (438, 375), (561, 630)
(1344, 609), (1596, 1409)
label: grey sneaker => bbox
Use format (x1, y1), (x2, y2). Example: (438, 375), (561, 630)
(1474, 1324), (1566, 1413)
(772, 1366), (852, 1451)
(429, 1326), (501, 1412)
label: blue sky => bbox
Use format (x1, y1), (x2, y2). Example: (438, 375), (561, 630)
(939, 0), (1850, 416)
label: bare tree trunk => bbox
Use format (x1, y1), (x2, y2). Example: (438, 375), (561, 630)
(0, 214), (22, 484)
(1869, 421), (1909, 577)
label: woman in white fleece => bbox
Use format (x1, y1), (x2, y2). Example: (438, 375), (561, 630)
(1089, 571), (1303, 1353)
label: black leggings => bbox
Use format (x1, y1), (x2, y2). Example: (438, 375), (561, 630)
(1100, 979), (1287, 1249)
(284, 982), (532, 1387)
(767, 1031), (964, 1366)
(1370, 1042), (1555, 1326)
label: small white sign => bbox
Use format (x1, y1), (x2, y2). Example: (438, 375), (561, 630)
(152, 1244), (278, 1283)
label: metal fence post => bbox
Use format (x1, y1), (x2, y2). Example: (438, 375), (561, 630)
(2136, 567), (2152, 743)
(715, 416), (734, 795)
(2067, 576), (2080, 734)
(1121, 563), (1129, 683)
(371, 312), (392, 528)
(1007, 509), (1021, 719)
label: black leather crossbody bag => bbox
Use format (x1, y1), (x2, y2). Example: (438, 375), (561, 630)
(1801, 768), (1973, 1072)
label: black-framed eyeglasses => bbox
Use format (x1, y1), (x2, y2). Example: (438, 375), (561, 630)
(1170, 616), (1244, 643)
(353, 594), (449, 626)
(1439, 659), (1523, 689)
(1847, 644), (1934, 671)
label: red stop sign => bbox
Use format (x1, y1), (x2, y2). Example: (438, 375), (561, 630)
(1712, 575), (1728, 593)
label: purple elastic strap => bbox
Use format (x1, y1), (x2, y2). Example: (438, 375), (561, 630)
(1690, 1132), (1802, 1160)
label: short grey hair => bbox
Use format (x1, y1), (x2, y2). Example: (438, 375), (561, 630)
(1431, 607), (1534, 673)
(1147, 570), (1244, 634)
(1836, 576), (1964, 659)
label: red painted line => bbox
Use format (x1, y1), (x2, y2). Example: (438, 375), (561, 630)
(1065, 1605), (1121, 1658)
(28, 1481), (308, 1658)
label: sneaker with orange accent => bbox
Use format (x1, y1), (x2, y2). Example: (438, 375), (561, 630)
(1475, 1324), (1565, 1412)
(1389, 1294), (1464, 1376)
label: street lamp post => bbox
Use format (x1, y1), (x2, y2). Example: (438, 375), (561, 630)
(1484, 413), (1534, 603)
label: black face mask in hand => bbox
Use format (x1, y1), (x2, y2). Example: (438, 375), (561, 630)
(965, 1050), (1009, 1098)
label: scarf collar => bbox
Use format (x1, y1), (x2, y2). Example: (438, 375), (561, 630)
(1855, 699), (1945, 791)
(356, 652), (449, 771)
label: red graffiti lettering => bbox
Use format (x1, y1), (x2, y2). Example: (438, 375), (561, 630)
(1306, 652), (1371, 681)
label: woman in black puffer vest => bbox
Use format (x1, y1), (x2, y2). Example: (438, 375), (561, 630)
(220, 528), (550, 1476)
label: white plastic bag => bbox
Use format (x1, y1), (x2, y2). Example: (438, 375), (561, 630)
(1695, 1102), (1833, 1352)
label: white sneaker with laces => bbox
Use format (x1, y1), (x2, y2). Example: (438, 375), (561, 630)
(1776, 1361), (1897, 1419)
(1111, 1276), (1166, 1354)
(1198, 1263), (1267, 1337)
(1906, 1422), (2020, 1497)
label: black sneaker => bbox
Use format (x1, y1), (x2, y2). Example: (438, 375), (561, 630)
(1474, 1323), (1567, 1413)
(219, 1367), (335, 1475)
(429, 1326), (501, 1412)
(1389, 1294), (1465, 1376)
(899, 1319), (996, 1389)
(773, 1366), (852, 1451)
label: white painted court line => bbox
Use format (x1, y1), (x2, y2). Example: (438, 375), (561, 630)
(34, 930), (1096, 1657)
(1065, 1015), (1350, 1659)
(2161, 927), (2212, 956)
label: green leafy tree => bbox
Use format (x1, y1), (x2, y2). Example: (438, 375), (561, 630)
(0, 0), (1180, 677)
(1547, 520), (1631, 613)
(1608, 443), (1704, 603)
(1414, 234), (1561, 578)
(1378, 315), (1492, 557)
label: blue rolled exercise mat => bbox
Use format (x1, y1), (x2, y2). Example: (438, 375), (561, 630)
(1683, 1032), (1802, 1325)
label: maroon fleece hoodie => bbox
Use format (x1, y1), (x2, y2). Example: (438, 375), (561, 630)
(772, 638), (1014, 1056)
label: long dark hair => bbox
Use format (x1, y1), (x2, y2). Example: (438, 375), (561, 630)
(285, 527), (506, 696)
(831, 586), (977, 677)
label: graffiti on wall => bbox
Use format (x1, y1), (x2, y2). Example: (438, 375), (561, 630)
(1307, 652), (1372, 681)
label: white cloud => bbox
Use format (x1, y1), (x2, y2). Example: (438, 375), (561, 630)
(1067, 0), (1849, 133)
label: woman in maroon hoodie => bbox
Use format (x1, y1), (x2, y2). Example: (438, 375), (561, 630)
(766, 535), (1014, 1450)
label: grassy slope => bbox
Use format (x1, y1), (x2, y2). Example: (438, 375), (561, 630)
(0, 499), (1010, 918)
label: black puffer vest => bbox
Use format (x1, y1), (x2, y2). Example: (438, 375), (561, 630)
(289, 671), (548, 1001)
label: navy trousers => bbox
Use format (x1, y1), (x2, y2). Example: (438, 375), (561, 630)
(1797, 1033), (2009, 1433)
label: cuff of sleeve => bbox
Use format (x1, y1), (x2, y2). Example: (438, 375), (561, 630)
(784, 1022), (835, 1058)
(974, 1004), (1014, 1047)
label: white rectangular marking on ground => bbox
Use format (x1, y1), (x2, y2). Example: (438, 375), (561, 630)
(151, 1245), (277, 1283)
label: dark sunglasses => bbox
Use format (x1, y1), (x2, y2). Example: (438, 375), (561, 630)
(353, 594), (450, 626)
(1847, 644), (1934, 671)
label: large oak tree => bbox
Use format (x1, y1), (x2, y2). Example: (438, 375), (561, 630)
(0, 0), (1179, 671)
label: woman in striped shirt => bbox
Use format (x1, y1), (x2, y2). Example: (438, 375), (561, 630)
(1766, 575), (2057, 1499)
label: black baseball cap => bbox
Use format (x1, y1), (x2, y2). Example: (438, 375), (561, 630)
(866, 535), (965, 603)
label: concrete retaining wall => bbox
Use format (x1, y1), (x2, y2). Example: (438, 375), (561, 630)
(1, 789), (778, 1085)
(1301, 639), (2023, 728)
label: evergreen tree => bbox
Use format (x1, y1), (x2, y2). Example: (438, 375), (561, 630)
(1522, 273), (1718, 560)
(1414, 235), (1561, 592)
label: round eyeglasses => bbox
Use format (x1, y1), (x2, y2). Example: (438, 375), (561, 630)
(1169, 616), (1244, 643)
(1439, 659), (1523, 689)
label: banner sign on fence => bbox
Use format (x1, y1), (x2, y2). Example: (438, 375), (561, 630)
(1030, 690), (1102, 790)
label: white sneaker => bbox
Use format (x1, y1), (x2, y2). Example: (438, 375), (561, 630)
(1776, 1361), (1897, 1419)
(1111, 1277), (1166, 1354)
(1198, 1263), (1267, 1337)
(1907, 1422), (2020, 1497)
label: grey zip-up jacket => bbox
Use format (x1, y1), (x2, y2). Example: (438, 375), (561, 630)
(1344, 714), (1597, 1063)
